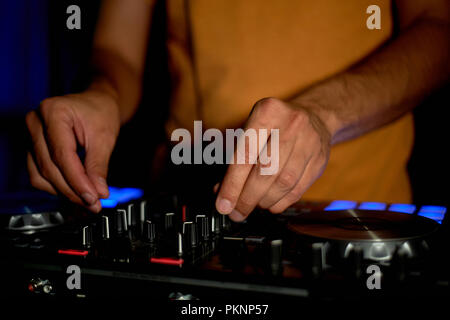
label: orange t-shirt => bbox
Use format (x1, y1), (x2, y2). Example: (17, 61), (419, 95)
(164, 0), (414, 203)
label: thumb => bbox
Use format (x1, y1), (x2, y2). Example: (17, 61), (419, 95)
(84, 138), (114, 199)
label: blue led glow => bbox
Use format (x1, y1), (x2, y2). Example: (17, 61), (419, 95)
(358, 202), (387, 211)
(388, 204), (416, 214)
(100, 187), (144, 208)
(325, 200), (358, 211)
(418, 206), (447, 223)
(100, 199), (118, 208)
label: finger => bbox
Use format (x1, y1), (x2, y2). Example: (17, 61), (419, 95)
(268, 152), (328, 213)
(42, 107), (100, 206)
(27, 111), (83, 203)
(28, 152), (102, 213)
(213, 183), (220, 194)
(216, 98), (289, 215)
(27, 152), (57, 195)
(232, 124), (296, 220)
(258, 134), (314, 209)
(84, 136), (115, 199)
(26, 111), (101, 212)
(215, 132), (262, 214)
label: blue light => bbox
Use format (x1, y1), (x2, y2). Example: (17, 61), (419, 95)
(388, 204), (416, 214)
(325, 200), (357, 211)
(100, 187), (144, 208)
(418, 206), (447, 223)
(358, 202), (387, 211)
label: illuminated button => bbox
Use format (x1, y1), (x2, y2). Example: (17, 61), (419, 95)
(58, 249), (89, 256)
(100, 187), (144, 208)
(388, 204), (416, 214)
(100, 199), (118, 208)
(324, 200), (357, 211)
(150, 257), (184, 266)
(418, 206), (447, 223)
(358, 202), (387, 211)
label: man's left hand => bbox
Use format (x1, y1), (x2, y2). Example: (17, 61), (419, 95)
(215, 97), (332, 221)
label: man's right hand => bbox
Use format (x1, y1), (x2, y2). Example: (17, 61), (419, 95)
(25, 90), (121, 213)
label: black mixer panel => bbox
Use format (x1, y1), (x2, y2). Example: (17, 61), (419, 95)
(0, 190), (448, 310)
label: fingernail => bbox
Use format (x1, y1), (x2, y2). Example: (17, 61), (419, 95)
(217, 198), (233, 214)
(82, 192), (97, 205)
(98, 177), (109, 198)
(229, 209), (246, 222)
(98, 177), (107, 186)
(88, 200), (102, 214)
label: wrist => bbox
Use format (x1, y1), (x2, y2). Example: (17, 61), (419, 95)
(290, 97), (343, 145)
(80, 86), (121, 125)
(87, 76), (120, 104)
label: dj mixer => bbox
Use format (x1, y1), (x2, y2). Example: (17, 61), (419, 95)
(0, 187), (448, 305)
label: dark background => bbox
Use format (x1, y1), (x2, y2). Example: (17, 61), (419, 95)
(0, 0), (448, 208)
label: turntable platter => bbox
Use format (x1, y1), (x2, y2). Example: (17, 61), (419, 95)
(287, 209), (439, 241)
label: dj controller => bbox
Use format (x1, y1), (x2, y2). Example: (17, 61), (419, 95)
(0, 187), (448, 307)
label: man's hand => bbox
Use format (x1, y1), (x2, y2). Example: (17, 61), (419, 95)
(215, 97), (331, 221)
(25, 90), (120, 213)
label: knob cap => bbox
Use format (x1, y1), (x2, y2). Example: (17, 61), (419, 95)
(127, 203), (138, 227)
(140, 200), (147, 223)
(211, 212), (221, 234)
(177, 232), (183, 256)
(196, 215), (210, 240)
(114, 209), (128, 235)
(101, 215), (110, 240)
(165, 212), (175, 231)
(270, 239), (283, 276)
(218, 213), (230, 231)
(143, 220), (156, 243)
(183, 221), (197, 248)
(82, 225), (93, 248)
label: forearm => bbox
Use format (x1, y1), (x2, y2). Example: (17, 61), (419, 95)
(293, 17), (449, 145)
(88, 48), (145, 124)
(85, 0), (155, 125)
